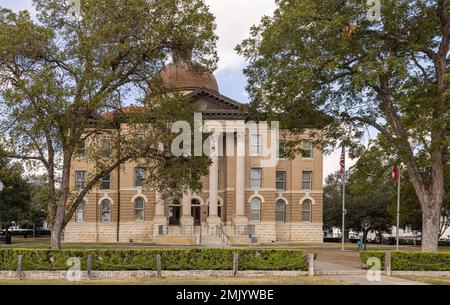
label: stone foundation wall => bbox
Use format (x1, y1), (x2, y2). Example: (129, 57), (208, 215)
(118, 221), (153, 243)
(275, 223), (323, 243)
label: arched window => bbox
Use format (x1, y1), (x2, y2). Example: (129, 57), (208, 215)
(75, 200), (86, 222)
(134, 197), (145, 221)
(250, 197), (261, 221)
(100, 199), (111, 222)
(302, 200), (312, 222)
(275, 199), (286, 222)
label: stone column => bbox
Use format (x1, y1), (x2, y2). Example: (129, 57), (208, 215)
(234, 123), (248, 224)
(153, 190), (167, 238)
(180, 190), (194, 226)
(207, 132), (221, 225)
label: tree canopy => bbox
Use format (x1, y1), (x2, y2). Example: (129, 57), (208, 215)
(238, 0), (449, 251)
(0, 0), (218, 248)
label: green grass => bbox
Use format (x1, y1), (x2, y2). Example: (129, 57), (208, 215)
(0, 276), (344, 285)
(397, 276), (450, 285)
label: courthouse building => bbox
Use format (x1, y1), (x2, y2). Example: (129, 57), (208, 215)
(64, 62), (324, 245)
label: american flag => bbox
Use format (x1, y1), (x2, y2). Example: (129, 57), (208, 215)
(339, 146), (346, 182)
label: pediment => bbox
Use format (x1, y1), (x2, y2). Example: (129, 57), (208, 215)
(187, 89), (244, 113)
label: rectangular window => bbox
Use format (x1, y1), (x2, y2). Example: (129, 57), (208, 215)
(135, 133), (146, 154)
(75, 171), (86, 189)
(277, 139), (286, 159)
(250, 135), (262, 156)
(302, 141), (313, 159)
(100, 138), (111, 158)
(76, 140), (87, 159)
(134, 167), (145, 188)
(302, 171), (312, 191)
(250, 169), (262, 189)
(276, 171), (286, 191)
(75, 201), (85, 223)
(101, 172), (111, 190)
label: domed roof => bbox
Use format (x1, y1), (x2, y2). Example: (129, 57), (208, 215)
(155, 62), (219, 93)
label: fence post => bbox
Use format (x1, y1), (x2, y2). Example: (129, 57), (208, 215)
(233, 252), (239, 277)
(87, 255), (92, 279)
(385, 251), (392, 276)
(156, 254), (162, 278)
(17, 255), (23, 280)
(308, 253), (315, 277)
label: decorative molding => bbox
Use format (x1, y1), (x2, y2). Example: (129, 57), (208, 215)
(299, 195), (316, 206)
(131, 193), (149, 204)
(275, 195), (290, 205)
(248, 193), (265, 203)
(98, 194), (114, 205)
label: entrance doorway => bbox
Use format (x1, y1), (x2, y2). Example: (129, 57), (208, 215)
(191, 199), (201, 226)
(169, 200), (181, 225)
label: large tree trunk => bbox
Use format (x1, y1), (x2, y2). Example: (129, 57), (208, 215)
(50, 225), (62, 249)
(50, 154), (72, 249)
(421, 204), (441, 252)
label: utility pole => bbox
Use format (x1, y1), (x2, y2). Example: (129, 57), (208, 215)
(396, 169), (401, 251)
(0, 180), (4, 248)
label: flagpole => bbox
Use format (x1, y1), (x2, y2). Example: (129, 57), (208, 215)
(342, 177), (346, 251)
(396, 168), (401, 251)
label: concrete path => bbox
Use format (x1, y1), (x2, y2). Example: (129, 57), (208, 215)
(315, 261), (428, 285)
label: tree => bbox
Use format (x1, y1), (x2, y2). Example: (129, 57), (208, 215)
(388, 161), (450, 238)
(323, 147), (394, 243)
(0, 0), (217, 248)
(0, 159), (31, 232)
(237, 0), (449, 251)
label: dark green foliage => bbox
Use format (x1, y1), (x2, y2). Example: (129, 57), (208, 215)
(361, 251), (450, 271)
(0, 249), (308, 271)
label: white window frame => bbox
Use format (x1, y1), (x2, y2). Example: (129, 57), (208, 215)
(75, 200), (86, 223)
(100, 172), (111, 190)
(134, 197), (145, 221)
(302, 171), (312, 191)
(302, 141), (313, 159)
(302, 199), (312, 222)
(275, 199), (286, 223)
(250, 168), (262, 189)
(276, 171), (286, 191)
(75, 171), (86, 189)
(250, 135), (262, 156)
(250, 197), (261, 221)
(134, 167), (145, 188)
(100, 199), (112, 223)
(100, 138), (112, 159)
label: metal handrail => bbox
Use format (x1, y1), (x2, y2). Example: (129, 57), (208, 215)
(218, 224), (229, 245)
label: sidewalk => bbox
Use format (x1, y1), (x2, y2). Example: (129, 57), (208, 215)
(314, 261), (428, 285)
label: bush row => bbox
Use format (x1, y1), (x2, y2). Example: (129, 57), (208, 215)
(360, 251), (450, 271)
(0, 248), (308, 271)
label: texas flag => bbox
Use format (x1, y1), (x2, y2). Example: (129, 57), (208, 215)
(392, 165), (399, 184)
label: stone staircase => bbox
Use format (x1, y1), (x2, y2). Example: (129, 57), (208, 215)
(200, 224), (229, 247)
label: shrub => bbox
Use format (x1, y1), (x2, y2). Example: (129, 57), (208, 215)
(360, 251), (450, 271)
(360, 251), (385, 269)
(0, 248), (308, 271)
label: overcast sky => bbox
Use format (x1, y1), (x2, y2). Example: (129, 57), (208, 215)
(1, 0), (355, 181)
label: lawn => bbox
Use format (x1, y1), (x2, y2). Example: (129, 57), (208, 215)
(397, 276), (450, 285)
(0, 276), (344, 285)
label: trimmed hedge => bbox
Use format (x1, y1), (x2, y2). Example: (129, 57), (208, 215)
(360, 251), (450, 271)
(0, 248), (308, 271)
